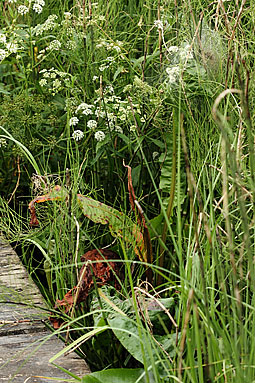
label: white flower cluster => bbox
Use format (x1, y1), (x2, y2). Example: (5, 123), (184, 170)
(64, 12), (72, 18)
(179, 43), (193, 62)
(17, 5), (29, 15)
(66, 41), (77, 50)
(76, 103), (94, 116)
(154, 20), (164, 31)
(0, 34), (6, 44)
(33, 0), (45, 14)
(73, 85), (144, 143)
(164, 42), (194, 88)
(47, 39), (61, 51)
(64, 97), (78, 112)
(95, 38), (123, 53)
(33, 14), (59, 36)
(98, 56), (116, 72)
(0, 31), (20, 62)
(39, 67), (71, 95)
(166, 66), (180, 84)
(166, 43), (193, 63)
(87, 120), (97, 129)
(69, 117), (79, 126)
(72, 130), (84, 141)
(94, 131), (105, 142)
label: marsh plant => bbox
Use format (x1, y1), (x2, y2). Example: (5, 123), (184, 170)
(1, 0), (255, 382)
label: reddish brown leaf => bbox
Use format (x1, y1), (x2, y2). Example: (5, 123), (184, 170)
(29, 185), (64, 226)
(49, 249), (122, 328)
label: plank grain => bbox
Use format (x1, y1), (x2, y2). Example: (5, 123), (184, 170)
(0, 239), (89, 382)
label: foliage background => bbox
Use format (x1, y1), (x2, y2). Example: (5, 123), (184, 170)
(1, 0), (255, 382)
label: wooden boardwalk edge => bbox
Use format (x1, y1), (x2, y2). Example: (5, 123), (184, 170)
(0, 238), (89, 383)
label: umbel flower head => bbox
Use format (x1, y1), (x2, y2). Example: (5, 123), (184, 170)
(94, 131), (105, 142)
(72, 130), (84, 141)
(69, 117), (79, 126)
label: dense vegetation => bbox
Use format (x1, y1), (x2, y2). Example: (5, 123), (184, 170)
(1, 0), (255, 382)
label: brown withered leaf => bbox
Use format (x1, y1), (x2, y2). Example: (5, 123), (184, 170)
(49, 249), (122, 328)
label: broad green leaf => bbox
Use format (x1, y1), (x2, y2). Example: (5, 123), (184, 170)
(77, 193), (145, 261)
(149, 213), (164, 239)
(82, 368), (149, 383)
(99, 287), (177, 365)
(29, 186), (146, 261)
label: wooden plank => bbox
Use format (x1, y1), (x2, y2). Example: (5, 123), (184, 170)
(0, 239), (89, 382)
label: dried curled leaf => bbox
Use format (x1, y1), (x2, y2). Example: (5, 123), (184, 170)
(50, 249), (122, 328)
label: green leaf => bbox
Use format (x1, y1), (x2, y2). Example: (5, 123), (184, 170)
(29, 186), (147, 262)
(77, 193), (146, 261)
(113, 66), (125, 81)
(82, 368), (148, 383)
(158, 129), (186, 209)
(149, 213), (164, 238)
(131, 165), (141, 188)
(98, 287), (178, 365)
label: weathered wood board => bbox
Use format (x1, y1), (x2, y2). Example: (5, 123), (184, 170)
(0, 238), (89, 382)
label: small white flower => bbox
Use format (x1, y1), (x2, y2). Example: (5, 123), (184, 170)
(114, 45), (121, 53)
(39, 78), (47, 86)
(166, 66), (180, 84)
(119, 114), (126, 122)
(99, 64), (109, 72)
(87, 120), (97, 129)
(33, 4), (43, 14)
(0, 49), (7, 62)
(95, 109), (105, 118)
(47, 39), (61, 51)
(43, 72), (50, 78)
(82, 108), (93, 116)
(179, 44), (193, 61)
(105, 85), (114, 94)
(94, 131), (105, 142)
(8, 0), (17, 3)
(130, 125), (136, 132)
(115, 126), (123, 134)
(17, 5), (29, 15)
(52, 79), (61, 89)
(72, 130), (84, 141)
(93, 75), (98, 81)
(154, 20), (164, 31)
(152, 151), (159, 160)
(70, 117), (79, 126)
(6, 42), (18, 53)
(50, 72), (57, 79)
(66, 41), (77, 50)
(0, 138), (7, 148)
(0, 34), (6, 44)
(76, 103), (94, 115)
(168, 46), (179, 54)
(64, 12), (72, 18)
(35, 0), (45, 6)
